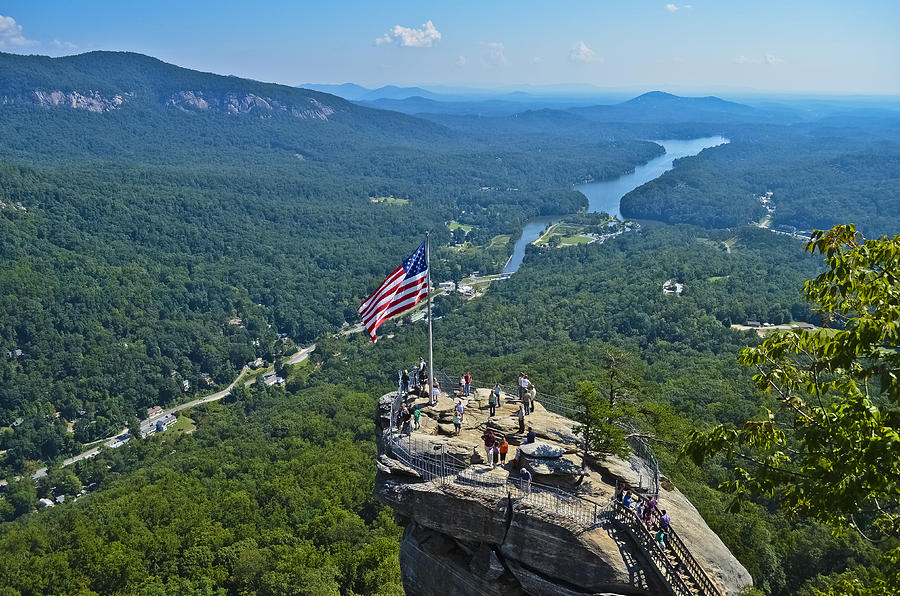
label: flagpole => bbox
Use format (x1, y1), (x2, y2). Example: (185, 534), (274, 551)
(426, 231), (435, 405)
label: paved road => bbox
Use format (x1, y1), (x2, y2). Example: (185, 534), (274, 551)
(287, 344), (316, 365)
(2, 344), (318, 487)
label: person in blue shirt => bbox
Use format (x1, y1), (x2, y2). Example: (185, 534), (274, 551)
(519, 467), (532, 494)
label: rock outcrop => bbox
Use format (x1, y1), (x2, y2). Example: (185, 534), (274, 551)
(22, 90), (133, 112)
(376, 387), (753, 596)
(4, 88), (336, 120)
(166, 90), (336, 119)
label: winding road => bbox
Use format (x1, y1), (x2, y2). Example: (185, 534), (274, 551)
(1, 344), (318, 487)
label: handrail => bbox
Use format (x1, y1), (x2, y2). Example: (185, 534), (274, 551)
(620, 501), (722, 596)
(613, 501), (696, 596)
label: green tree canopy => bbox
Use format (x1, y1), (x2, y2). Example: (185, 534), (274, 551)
(682, 224), (900, 591)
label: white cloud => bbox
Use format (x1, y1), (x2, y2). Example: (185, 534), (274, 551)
(765, 53), (785, 65)
(52, 39), (77, 50)
(569, 41), (600, 64)
(376, 20), (441, 48)
(736, 55), (761, 64)
(456, 55), (467, 66)
(485, 42), (507, 67)
(533, 56), (545, 65)
(0, 14), (37, 47)
(665, 3), (692, 12)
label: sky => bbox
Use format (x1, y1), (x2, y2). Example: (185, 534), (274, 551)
(1, 1), (898, 95)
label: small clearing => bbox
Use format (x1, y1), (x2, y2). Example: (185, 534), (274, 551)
(370, 196), (409, 205)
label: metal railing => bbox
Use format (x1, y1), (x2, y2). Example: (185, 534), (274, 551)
(384, 387), (608, 527)
(615, 499), (721, 596)
(455, 466), (608, 527)
(612, 501), (697, 596)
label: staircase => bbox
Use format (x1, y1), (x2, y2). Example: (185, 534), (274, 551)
(611, 501), (720, 596)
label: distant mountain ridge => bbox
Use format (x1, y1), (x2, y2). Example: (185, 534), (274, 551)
(571, 90), (762, 123)
(0, 51), (361, 121)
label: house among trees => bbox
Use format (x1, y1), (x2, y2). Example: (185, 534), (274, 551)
(263, 372), (285, 387)
(746, 320), (761, 328)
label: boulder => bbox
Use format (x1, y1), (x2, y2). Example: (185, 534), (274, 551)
(520, 441), (565, 459)
(522, 455), (583, 484)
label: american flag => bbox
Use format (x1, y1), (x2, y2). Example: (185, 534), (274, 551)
(358, 240), (428, 342)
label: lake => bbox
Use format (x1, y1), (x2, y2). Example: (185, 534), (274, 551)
(502, 136), (729, 274)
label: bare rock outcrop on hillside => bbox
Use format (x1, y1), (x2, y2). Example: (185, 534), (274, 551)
(4, 87), (336, 120)
(7, 90), (133, 112)
(167, 90), (336, 119)
(375, 388), (753, 596)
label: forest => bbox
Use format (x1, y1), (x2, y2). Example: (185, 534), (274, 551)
(0, 51), (660, 469)
(1, 223), (891, 595)
(1, 50), (898, 595)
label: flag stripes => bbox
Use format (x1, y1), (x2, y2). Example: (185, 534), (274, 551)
(358, 240), (428, 342)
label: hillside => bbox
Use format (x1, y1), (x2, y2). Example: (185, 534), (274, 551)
(0, 51), (662, 474)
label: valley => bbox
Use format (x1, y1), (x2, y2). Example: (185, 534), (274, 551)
(0, 45), (897, 596)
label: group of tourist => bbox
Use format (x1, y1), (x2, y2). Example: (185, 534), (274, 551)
(394, 403), (421, 435)
(518, 373), (536, 415)
(397, 365), (546, 438)
(617, 488), (672, 549)
(458, 372), (473, 397)
(479, 428), (510, 467)
(401, 358), (441, 404)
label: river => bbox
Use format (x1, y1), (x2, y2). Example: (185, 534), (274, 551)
(502, 136), (729, 274)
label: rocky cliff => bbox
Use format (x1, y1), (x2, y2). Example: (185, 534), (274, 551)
(3, 88), (336, 119)
(375, 387), (753, 596)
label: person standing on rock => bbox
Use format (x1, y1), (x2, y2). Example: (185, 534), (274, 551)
(413, 407), (421, 430)
(456, 399), (465, 424)
(459, 374), (465, 396)
(417, 358), (426, 389)
(464, 371), (472, 397)
(516, 402), (525, 434)
(431, 377), (441, 405)
(400, 405), (412, 435)
(488, 390), (497, 417)
(419, 368), (429, 398)
(526, 380), (536, 414)
(522, 375), (532, 414)
(492, 443), (500, 469)
(401, 370), (410, 394)
(517, 373), (525, 402)
(493, 382), (502, 407)
(499, 437), (509, 465)
(452, 411), (461, 435)
(482, 429), (496, 465)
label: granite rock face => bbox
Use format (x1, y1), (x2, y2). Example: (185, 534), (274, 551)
(376, 389), (754, 596)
